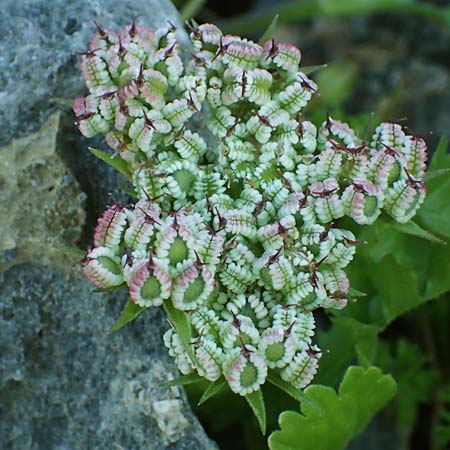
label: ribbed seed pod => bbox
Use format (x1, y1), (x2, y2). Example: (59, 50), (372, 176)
(292, 312), (315, 350)
(83, 246), (124, 289)
(172, 265), (215, 311)
(195, 339), (224, 381)
(258, 326), (296, 368)
(191, 307), (222, 341)
(124, 216), (154, 254)
(163, 328), (193, 375)
(280, 347), (321, 389)
(128, 259), (171, 307)
(219, 261), (256, 294)
(222, 294), (270, 329)
(384, 177), (426, 223)
(341, 180), (384, 225)
(93, 205), (128, 251)
(223, 346), (268, 395)
(220, 315), (260, 350)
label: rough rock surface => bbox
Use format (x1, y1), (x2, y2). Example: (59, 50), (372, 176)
(0, 265), (215, 450)
(0, 1), (217, 449)
(0, 112), (86, 274)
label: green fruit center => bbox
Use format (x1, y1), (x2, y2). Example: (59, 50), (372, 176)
(184, 278), (205, 303)
(234, 332), (252, 348)
(141, 276), (161, 300)
(173, 169), (194, 193)
(266, 342), (285, 362)
(259, 267), (273, 288)
(241, 362), (258, 388)
(98, 256), (121, 274)
(169, 236), (189, 265)
(363, 196), (377, 217)
(387, 161), (401, 185)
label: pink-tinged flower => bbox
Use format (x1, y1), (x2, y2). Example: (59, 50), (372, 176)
(194, 340), (223, 381)
(83, 247), (124, 289)
(72, 95), (99, 117)
(403, 135), (428, 179)
(74, 21), (431, 398)
(81, 53), (112, 90)
(342, 179), (383, 225)
(128, 258), (171, 307)
(280, 346), (322, 389)
(221, 36), (263, 70)
(124, 216), (154, 254)
(197, 23), (223, 46)
(140, 69), (168, 109)
(220, 315), (260, 350)
(154, 222), (195, 273)
(93, 205), (128, 251)
(223, 346), (268, 395)
(309, 179), (344, 223)
(372, 122), (406, 150)
(77, 113), (111, 138)
(384, 174), (426, 223)
(89, 24), (119, 51)
(258, 326), (296, 369)
(325, 117), (360, 147)
(163, 328), (194, 375)
(172, 265), (215, 311)
(367, 150), (396, 189)
(266, 42), (301, 72)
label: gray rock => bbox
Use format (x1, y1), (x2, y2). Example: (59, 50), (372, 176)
(0, 0), (186, 147)
(0, 264), (216, 450)
(0, 1), (217, 449)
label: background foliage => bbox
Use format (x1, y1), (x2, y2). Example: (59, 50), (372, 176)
(168, 0), (450, 449)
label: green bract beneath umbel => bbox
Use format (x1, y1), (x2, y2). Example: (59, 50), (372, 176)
(75, 21), (428, 399)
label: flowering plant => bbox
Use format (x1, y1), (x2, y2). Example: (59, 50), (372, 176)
(72, 20), (428, 432)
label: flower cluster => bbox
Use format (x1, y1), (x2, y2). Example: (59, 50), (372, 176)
(74, 21), (428, 397)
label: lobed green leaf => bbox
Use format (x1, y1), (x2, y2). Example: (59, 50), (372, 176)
(268, 366), (397, 450)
